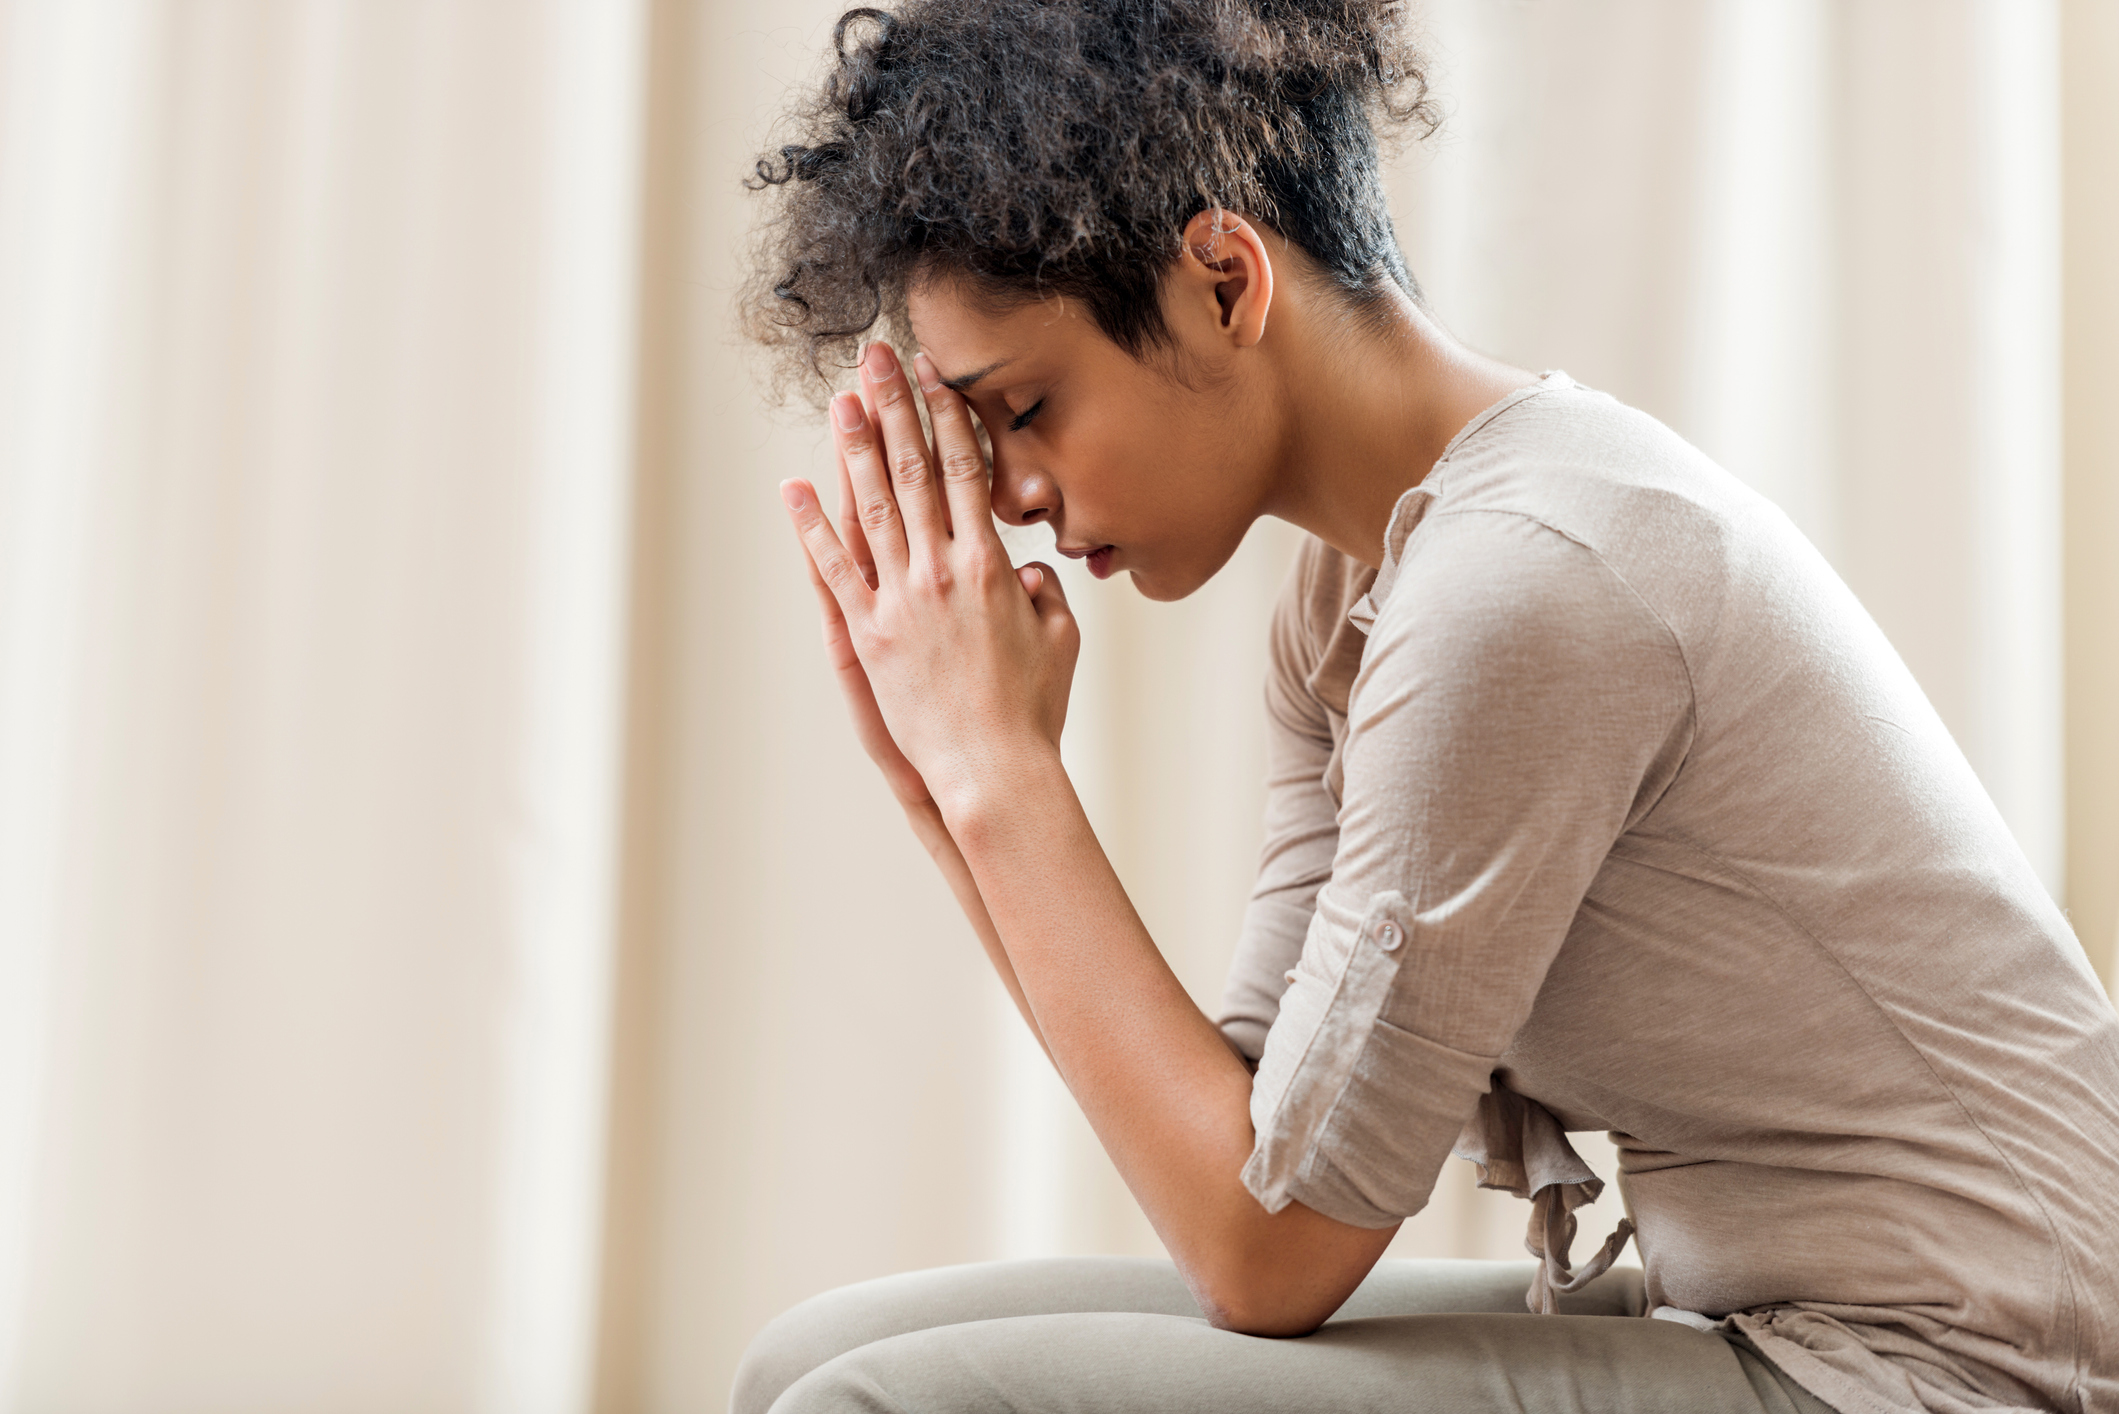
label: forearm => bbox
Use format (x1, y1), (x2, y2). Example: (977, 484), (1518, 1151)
(941, 746), (1395, 1334)
(900, 798), (1051, 1062)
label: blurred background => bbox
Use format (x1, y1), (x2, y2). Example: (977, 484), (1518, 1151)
(0, 1), (2114, 1411)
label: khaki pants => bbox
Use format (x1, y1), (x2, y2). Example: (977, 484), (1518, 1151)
(733, 1257), (1837, 1414)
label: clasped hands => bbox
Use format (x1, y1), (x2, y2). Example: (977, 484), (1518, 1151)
(780, 341), (1081, 822)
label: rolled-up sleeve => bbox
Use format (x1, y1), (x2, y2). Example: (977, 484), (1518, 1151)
(1242, 509), (1693, 1228)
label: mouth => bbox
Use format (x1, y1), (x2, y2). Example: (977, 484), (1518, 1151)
(1058, 542), (1118, 580)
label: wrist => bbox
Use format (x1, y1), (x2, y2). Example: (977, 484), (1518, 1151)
(898, 795), (955, 853)
(928, 738), (1071, 838)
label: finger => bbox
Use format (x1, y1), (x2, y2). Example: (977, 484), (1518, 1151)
(1019, 559), (1072, 621)
(835, 449), (878, 590)
(800, 525), (859, 657)
(780, 477), (874, 615)
(832, 390), (907, 577)
(798, 521), (930, 806)
(915, 351), (1006, 552)
(859, 342), (950, 554)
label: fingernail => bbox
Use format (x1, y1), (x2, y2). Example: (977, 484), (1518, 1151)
(780, 480), (805, 509)
(832, 393), (865, 431)
(863, 341), (893, 377)
(913, 352), (942, 392)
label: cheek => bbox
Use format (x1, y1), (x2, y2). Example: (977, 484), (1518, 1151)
(1053, 417), (1158, 515)
(1059, 388), (1243, 543)
(1135, 414), (1245, 527)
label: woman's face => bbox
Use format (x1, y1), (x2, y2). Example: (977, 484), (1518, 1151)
(903, 277), (1279, 602)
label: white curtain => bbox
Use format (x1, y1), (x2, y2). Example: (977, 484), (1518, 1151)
(0, 3), (641, 1411)
(0, 3), (2111, 1413)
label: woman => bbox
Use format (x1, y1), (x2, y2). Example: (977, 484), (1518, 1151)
(733, 3), (2119, 1412)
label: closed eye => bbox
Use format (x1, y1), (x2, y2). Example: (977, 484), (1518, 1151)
(1008, 398), (1046, 433)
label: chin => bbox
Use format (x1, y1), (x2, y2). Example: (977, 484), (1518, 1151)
(1127, 565), (1205, 603)
(1126, 531), (1251, 601)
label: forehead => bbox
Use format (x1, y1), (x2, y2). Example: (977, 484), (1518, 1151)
(904, 276), (1103, 386)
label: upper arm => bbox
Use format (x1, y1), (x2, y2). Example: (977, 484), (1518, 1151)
(1217, 542), (1360, 1060)
(1217, 681), (1339, 1059)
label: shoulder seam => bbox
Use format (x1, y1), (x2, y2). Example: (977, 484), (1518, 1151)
(1413, 506), (1701, 736)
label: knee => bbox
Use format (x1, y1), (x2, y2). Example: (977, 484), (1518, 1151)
(730, 1294), (864, 1414)
(758, 1352), (899, 1414)
(731, 1259), (1182, 1412)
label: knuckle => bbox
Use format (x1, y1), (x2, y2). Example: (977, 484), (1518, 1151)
(966, 549), (1010, 589)
(820, 555), (863, 594)
(892, 447), (932, 487)
(941, 449), (987, 484)
(914, 554), (954, 593)
(858, 497), (898, 532)
(850, 616), (891, 656)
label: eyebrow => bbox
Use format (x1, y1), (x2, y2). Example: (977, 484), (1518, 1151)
(939, 358), (1015, 393)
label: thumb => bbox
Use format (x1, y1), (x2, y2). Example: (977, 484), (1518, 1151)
(1017, 561), (1071, 616)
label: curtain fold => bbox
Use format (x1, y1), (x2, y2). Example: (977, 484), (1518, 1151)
(2063, 0), (2119, 988)
(0, 4), (642, 1412)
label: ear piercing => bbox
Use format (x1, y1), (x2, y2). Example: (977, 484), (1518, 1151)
(1192, 207), (1242, 262)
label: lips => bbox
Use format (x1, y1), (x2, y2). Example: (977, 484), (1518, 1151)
(1058, 542), (1117, 580)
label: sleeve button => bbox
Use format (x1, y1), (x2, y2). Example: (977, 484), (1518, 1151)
(1378, 921), (1402, 951)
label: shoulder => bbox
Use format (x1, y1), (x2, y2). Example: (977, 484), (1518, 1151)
(1364, 506), (1689, 706)
(1418, 377), (1787, 591)
(1350, 395), (1704, 750)
(1390, 377), (1822, 672)
(1439, 375), (1701, 483)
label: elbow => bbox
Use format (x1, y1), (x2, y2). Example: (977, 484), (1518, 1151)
(1171, 1184), (1394, 1339)
(1199, 1302), (1322, 1340)
(1189, 1268), (1330, 1339)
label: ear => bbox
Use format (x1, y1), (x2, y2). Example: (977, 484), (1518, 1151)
(1175, 208), (1275, 349)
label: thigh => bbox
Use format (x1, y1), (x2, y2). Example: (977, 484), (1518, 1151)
(732, 1257), (1198, 1414)
(735, 1257), (1643, 1414)
(770, 1308), (1824, 1414)
(1335, 1257), (1643, 1320)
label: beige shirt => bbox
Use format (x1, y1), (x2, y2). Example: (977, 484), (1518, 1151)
(1220, 374), (2119, 1414)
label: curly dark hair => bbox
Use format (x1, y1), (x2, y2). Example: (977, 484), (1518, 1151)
(742, 0), (1438, 403)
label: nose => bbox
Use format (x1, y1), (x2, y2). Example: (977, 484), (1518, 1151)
(988, 450), (1059, 527)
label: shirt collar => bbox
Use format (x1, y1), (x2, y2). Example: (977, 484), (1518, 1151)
(1345, 370), (1574, 635)
(1347, 484), (1438, 634)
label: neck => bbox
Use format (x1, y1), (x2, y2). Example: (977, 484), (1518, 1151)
(1260, 291), (1537, 569)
